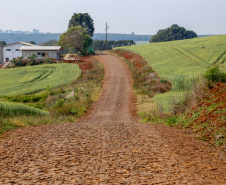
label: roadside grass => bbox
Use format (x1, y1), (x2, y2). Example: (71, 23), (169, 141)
(116, 35), (226, 112)
(0, 63), (81, 96)
(0, 101), (49, 117)
(0, 59), (104, 136)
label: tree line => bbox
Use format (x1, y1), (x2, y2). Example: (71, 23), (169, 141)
(93, 33), (151, 41)
(93, 40), (136, 50)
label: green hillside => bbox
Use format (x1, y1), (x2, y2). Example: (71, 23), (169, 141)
(117, 35), (226, 112)
(0, 63), (81, 96)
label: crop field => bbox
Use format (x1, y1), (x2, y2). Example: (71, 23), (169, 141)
(0, 63), (81, 96)
(117, 35), (226, 112)
(0, 101), (49, 117)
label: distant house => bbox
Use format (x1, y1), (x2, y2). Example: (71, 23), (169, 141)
(2, 42), (35, 63)
(20, 46), (62, 60)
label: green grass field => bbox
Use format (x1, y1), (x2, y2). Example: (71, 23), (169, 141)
(116, 35), (226, 112)
(0, 63), (81, 96)
(0, 101), (49, 117)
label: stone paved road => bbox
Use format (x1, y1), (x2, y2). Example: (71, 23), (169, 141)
(0, 54), (225, 184)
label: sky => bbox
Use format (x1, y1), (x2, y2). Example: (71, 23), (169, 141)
(0, 0), (226, 35)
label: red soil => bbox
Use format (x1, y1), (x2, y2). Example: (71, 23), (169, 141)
(113, 50), (147, 70)
(78, 56), (94, 74)
(65, 55), (96, 74)
(193, 82), (226, 128)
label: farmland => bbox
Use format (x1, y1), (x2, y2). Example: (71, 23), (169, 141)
(117, 35), (226, 112)
(0, 101), (49, 117)
(0, 63), (81, 96)
(0, 56), (104, 134)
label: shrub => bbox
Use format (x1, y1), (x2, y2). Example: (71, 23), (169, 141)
(11, 57), (26, 67)
(204, 66), (226, 83)
(44, 58), (54, 64)
(166, 117), (179, 127)
(27, 54), (39, 66)
(73, 94), (80, 102)
(54, 99), (65, 107)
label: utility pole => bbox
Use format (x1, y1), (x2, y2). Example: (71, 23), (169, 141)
(105, 22), (109, 50)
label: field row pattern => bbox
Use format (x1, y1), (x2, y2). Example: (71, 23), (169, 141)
(118, 35), (226, 112)
(0, 64), (81, 96)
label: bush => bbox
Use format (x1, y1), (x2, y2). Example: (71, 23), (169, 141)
(11, 57), (26, 67)
(54, 99), (65, 107)
(27, 59), (39, 66)
(204, 66), (226, 83)
(166, 117), (179, 127)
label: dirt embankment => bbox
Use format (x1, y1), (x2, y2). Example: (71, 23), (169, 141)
(183, 82), (226, 146)
(113, 49), (172, 94)
(113, 49), (147, 70)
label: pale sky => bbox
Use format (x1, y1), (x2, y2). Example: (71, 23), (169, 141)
(0, 0), (226, 35)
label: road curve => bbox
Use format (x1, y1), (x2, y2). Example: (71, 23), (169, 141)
(0, 54), (225, 184)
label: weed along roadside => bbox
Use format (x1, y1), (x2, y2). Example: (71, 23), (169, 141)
(0, 55), (104, 135)
(111, 48), (226, 148)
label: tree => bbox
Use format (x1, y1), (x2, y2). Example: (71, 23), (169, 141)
(29, 41), (36, 45)
(68, 13), (94, 36)
(150, 24), (197, 43)
(0, 41), (7, 46)
(59, 26), (92, 55)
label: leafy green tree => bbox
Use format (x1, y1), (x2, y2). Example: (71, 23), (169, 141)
(68, 13), (94, 37)
(29, 41), (36, 45)
(150, 24), (197, 43)
(59, 26), (92, 55)
(0, 41), (7, 46)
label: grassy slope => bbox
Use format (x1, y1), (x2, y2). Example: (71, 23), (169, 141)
(0, 63), (81, 96)
(118, 35), (226, 112)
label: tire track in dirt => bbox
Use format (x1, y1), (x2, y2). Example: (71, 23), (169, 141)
(0, 53), (225, 184)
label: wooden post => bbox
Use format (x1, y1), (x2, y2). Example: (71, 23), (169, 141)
(106, 22), (109, 50)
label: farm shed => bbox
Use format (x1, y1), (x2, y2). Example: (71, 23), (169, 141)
(2, 42), (35, 63)
(20, 46), (62, 60)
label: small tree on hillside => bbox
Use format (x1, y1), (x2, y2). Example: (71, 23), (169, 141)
(59, 26), (92, 55)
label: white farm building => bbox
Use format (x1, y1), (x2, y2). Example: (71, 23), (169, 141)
(20, 46), (62, 60)
(2, 42), (35, 63)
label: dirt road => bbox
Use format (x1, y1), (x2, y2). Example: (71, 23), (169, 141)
(0, 54), (225, 184)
